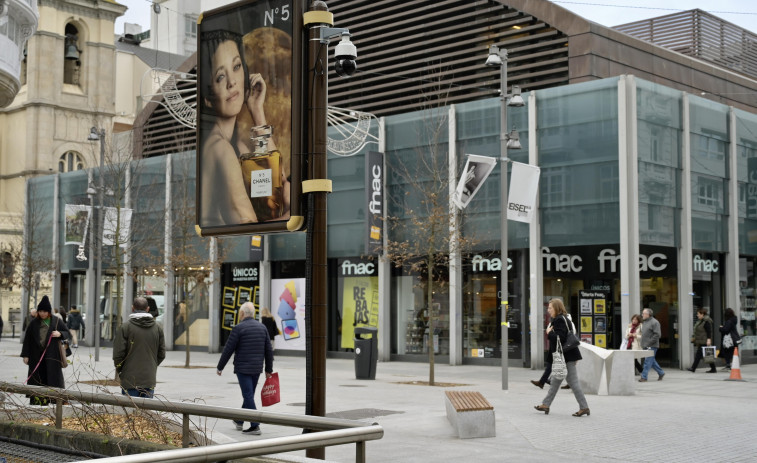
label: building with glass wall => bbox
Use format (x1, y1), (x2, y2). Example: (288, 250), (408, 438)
(28, 74), (757, 368)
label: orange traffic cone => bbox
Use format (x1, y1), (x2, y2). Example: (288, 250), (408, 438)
(725, 347), (744, 381)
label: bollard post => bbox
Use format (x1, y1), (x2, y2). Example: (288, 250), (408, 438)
(182, 413), (190, 447)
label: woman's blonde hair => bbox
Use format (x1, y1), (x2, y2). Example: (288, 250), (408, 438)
(549, 298), (567, 316)
(261, 306), (272, 318)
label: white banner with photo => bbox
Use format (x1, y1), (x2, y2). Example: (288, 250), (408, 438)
(453, 154), (497, 209)
(102, 207), (132, 247)
(64, 204), (91, 245)
(507, 162), (540, 223)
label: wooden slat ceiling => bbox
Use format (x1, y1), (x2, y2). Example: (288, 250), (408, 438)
(615, 9), (757, 80)
(138, 0), (569, 158)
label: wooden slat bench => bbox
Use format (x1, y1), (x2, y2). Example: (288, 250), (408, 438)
(444, 391), (495, 438)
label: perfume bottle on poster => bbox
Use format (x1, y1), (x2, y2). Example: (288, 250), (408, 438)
(240, 125), (283, 221)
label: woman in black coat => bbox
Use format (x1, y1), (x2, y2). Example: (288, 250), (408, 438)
(534, 299), (590, 417)
(20, 296), (69, 405)
(719, 308), (741, 370)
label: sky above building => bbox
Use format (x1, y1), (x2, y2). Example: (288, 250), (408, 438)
(114, 0), (757, 38)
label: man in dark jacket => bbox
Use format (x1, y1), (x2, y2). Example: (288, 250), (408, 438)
(217, 302), (274, 435)
(66, 306), (83, 348)
(639, 307), (665, 382)
(113, 297), (166, 398)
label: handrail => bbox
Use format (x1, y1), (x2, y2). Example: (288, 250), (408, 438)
(0, 381), (383, 462)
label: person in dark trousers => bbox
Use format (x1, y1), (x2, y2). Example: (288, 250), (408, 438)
(66, 306), (83, 348)
(530, 319), (571, 390)
(216, 302), (273, 435)
(719, 308), (741, 370)
(688, 308), (716, 373)
(0, 313), (4, 341)
(113, 297), (166, 398)
(639, 308), (665, 382)
(20, 296), (69, 405)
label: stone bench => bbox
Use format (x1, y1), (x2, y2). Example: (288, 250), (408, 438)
(444, 390), (495, 439)
(576, 344), (654, 395)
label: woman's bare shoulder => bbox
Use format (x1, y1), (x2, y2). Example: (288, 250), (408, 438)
(202, 134), (236, 161)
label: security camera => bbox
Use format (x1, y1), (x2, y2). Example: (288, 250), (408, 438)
(334, 32), (357, 77)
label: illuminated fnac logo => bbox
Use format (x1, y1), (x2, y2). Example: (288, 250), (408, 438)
(693, 255), (718, 273)
(471, 255), (512, 272)
(341, 259), (375, 276)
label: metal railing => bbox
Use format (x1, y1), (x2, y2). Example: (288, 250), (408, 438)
(0, 382), (383, 462)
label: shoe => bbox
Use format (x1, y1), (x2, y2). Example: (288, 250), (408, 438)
(72, 345), (78, 348)
(530, 380), (545, 389)
(638, 378), (647, 382)
(242, 426), (261, 435)
(234, 421), (243, 431)
(572, 408), (590, 417)
(561, 385), (571, 390)
(687, 367), (695, 372)
(706, 369), (717, 373)
(658, 373), (665, 381)
(534, 404), (549, 415)
(724, 366), (731, 371)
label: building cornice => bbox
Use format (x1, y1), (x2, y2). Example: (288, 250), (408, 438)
(0, 99), (116, 117)
(38, 0), (126, 23)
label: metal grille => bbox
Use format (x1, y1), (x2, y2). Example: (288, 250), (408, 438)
(0, 440), (91, 463)
(614, 9), (757, 80)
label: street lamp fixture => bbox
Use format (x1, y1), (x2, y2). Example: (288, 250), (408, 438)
(485, 43), (523, 391)
(87, 126), (106, 362)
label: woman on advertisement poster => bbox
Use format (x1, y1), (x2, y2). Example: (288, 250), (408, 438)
(199, 25), (291, 228)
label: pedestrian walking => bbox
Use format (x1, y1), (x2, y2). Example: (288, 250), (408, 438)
(719, 308), (741, 370)
(687, 308), (716, 373)
(113, 297), (166, 398)
(625, 314), (643, 374)
(639, 308), (665, 382)
(216, 302), (274, 435)
(260, 306), (278, 349)
(533, 299), (590, 417)
(530, 318), (571, 390)
(66, 306), (83, 348)
(20, 296), (69, 405)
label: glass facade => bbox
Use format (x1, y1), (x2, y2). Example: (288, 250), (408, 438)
(26, 76), (757, 366)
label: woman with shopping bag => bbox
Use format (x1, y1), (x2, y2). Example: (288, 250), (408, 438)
(624, 314), (644, 374)
(687, 308), (716, 373)
(534, 299), (590, 417)
(719, 308), (741, 370)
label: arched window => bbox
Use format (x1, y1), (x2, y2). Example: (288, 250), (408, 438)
(64, 24), (81, 85)
(59, 151), (85, 172)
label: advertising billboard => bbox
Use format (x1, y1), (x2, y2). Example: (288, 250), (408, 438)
(196, 0), (304, 236)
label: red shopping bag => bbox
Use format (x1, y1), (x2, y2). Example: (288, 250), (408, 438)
(261, 372), (280, 407)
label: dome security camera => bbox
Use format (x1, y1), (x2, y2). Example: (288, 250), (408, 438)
(334, 32), (357, 77)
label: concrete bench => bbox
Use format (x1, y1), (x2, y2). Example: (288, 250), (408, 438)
(577, 344), (654, 395)
(444, 390), (495, 439)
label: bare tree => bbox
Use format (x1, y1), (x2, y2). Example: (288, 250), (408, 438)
(384, 104), (477, 386)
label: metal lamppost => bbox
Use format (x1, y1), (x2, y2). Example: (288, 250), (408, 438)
(485, 45), (524, 390)
(87, 126), (106, 362)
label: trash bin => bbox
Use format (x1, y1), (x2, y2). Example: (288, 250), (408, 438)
(354, 326), (378, 380)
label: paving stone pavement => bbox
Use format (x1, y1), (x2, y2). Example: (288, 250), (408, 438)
(1, 337), (755, 462)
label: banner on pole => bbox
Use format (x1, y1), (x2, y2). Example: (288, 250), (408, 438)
(103, 207), (132, 247)
(507, 162), (540, 223)
(64, 204), (91, 245)
(453, 154), (497, 209)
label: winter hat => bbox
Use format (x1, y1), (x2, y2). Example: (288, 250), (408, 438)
(37, 295), (53, 313)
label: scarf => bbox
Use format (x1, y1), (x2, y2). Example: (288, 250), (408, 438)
(627, 324), (639, 350)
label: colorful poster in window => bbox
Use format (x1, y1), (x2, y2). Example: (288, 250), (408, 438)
(594, 299), (606, 314)
(270, 278), (306, 350)
(341, 276), (379, 349)
(580, 334), (593, 344)
(595, 334), (607, 348)
(222, 287), (237, 308)
(237, 286), (252, 307)
(222, 309), (237, 331)
(580, 298), (592, 314)
(594, 316), (607, 333)
(581, 317), (593, 333)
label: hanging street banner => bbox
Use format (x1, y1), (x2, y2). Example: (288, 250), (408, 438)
(103, 207), (132, 247)
(453, 154), (496, 209)
(365, 151), (384, 254)
(64, 204), (91, 245)
(507, 161), (540, 223)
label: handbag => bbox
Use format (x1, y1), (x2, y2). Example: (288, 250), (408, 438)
(702, 346), (716, 365)
(723, 333), (734, 349)
(550, 337), (567, 381)
(261, 372), (281, 407)
(562, 316), (580, 351)
(55, 319), (71, 368)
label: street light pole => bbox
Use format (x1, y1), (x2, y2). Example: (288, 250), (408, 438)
(88, 127), (106, 362)
(486, 45), (524, 390)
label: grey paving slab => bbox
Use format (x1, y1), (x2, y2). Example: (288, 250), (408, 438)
(1, 337), (756, 462)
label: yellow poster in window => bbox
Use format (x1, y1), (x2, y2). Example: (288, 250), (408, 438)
(581, 316), (593, 333)
(595, 334), (607, 348)
(594, 299), (606, 314)
(341, 276), (379, 349)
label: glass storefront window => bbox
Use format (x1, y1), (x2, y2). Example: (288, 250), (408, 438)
(739, 257), (757, 363)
